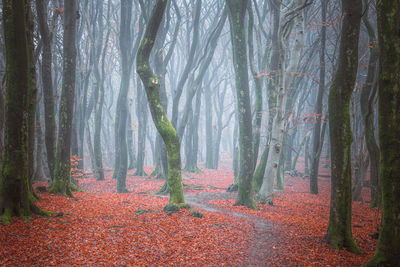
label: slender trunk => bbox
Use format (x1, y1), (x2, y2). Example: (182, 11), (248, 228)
(259, 0), (305, 205)
(309, 0), (327, 194)
(36, 0), (56, 180)
(325, 0), (362, 254)
(51, 0), (77, 197)
(114, 0), (133, 192)
(205, 83), (213, 169)
(135, 80), (148, 176)
(360, 1), (380, 208)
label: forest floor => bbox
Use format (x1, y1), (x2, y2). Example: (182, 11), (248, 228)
(0, 158), (380, 266)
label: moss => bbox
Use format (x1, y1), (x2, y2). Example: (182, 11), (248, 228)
(190, 209), (204, 218)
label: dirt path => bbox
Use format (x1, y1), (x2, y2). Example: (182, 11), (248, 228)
(183, 191), (279, 266)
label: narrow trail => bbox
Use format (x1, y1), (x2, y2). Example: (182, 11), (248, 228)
(182, 191), (278, 266)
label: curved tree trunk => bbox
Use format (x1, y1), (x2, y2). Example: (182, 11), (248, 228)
(137, 0), (185, 206)
(325, 0), (362, 254)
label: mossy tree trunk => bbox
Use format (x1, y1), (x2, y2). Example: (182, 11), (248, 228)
(137, 0), (185, 205)
(50, 0), (77, 197)
(360, 0), (380, 208)
(309, 0), (327, 194)
(365, 1), (400, 265)
(226, 0), (256, 209)
(36, 0), (56, 181)
(0, 0), (45, 224)
(325, 0), (362, 254)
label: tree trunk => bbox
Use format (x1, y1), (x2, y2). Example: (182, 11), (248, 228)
(259, 0), (305, 205)
(309, 0), (327, 194)
(135, 80), (148, 176)
(114, 0), (133, 193)
(254, 0), (280, 189)
(0, 0), (45, 224)
(137, 0), (185, 206)
(93, 0), (106, 181)
(325, 0), (362, 254)
(36, 0), (56, 181)
(365, 1), (400, 265)
(226, 0), (255, 209)
(204, 83), (214, 169)
(360, 1), (380, 208)
(50, 0), (77, 197)
(247, 0), (263, 171)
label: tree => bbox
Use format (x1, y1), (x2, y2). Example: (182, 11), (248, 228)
(36, 0), (56, 181)
(226, 0), (255, 209)
(365, 1), (400, 265)
(114, 0), (133, 192)
(325, 0), (362, 254)
(253, 0), (282, 192)
(0, 0), (45, 224)
(50, 0), (78, 196)
(360, 0), (380, 208)
(258, 0), (306, 204)
(137, 0), (185, 206)
(309, 0), (327, 194)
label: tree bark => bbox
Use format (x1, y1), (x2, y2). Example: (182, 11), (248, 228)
(50, 0), (77, 197)
(259, 0), (305, 205)
(309, 0), (327, 194)
(137, 0), (185, 206)
(360, 0), (380, 208)
(0, 0), (45, 224)
(114, 0), (133, 192)
(226, 0), (255, 209)
(325, 0), (362, 254)
(365, 1), (400, 265)
(36, 0), (56, 181)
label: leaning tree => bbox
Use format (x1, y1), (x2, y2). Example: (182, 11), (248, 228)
(136, 0), (185, 206)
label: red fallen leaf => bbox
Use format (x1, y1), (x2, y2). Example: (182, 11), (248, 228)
(54, 7), (64, 13)
(2, 158), (379, 266)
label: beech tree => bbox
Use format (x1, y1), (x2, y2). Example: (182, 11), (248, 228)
(365, 0), (400, 265)
(258, 0), (306, 204)
(325, 0), (362, 254)
(0, 0), (45, 224)
(137, 0), (185, 206)
(50, 0), (78, 196)
(36, 0), (56, 181)
(226, 0), (255, 209)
